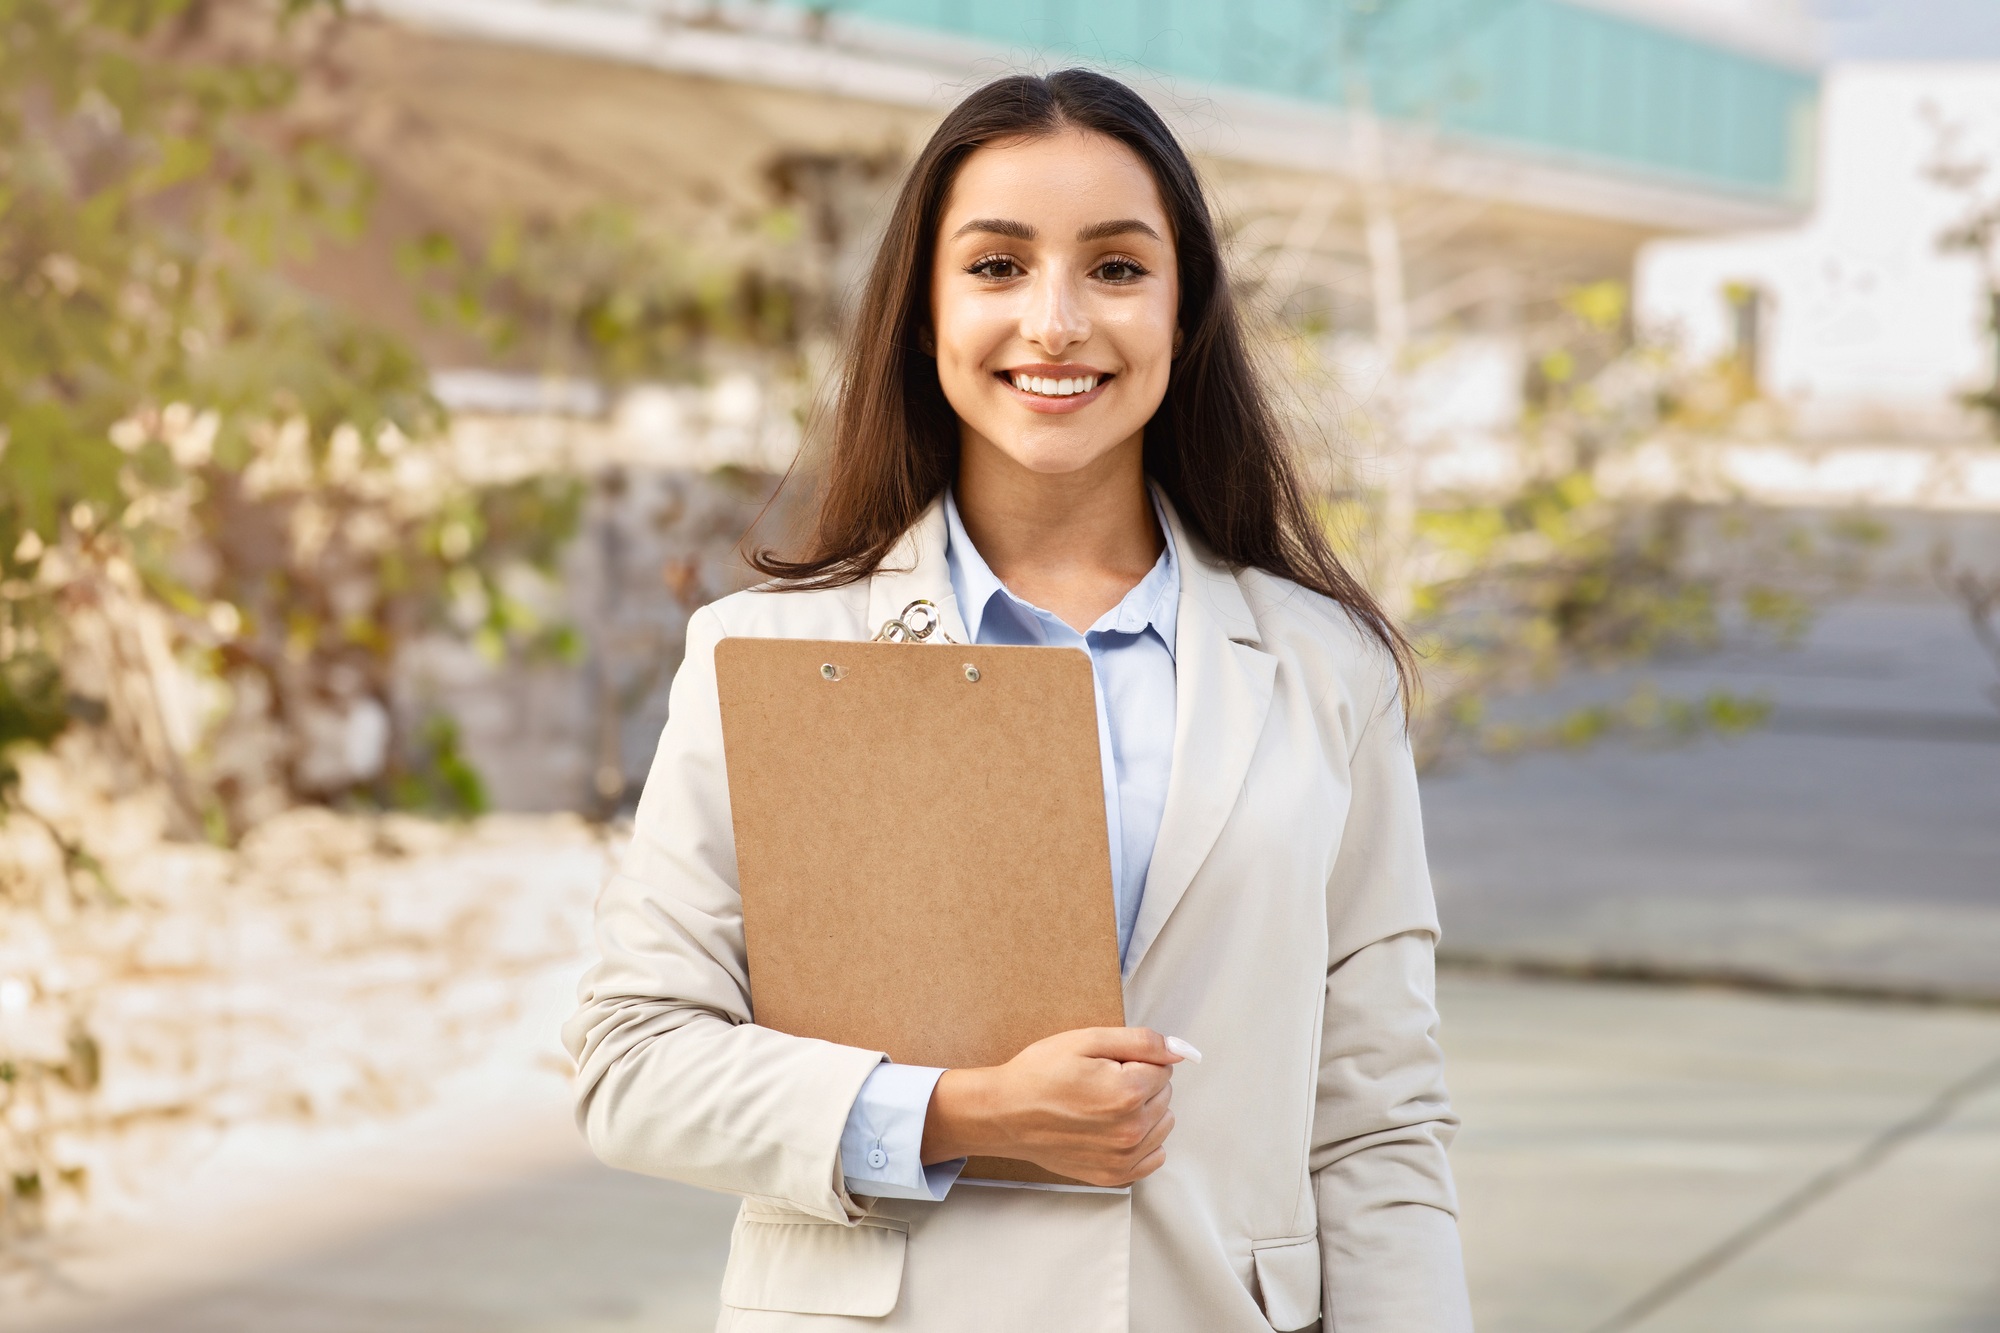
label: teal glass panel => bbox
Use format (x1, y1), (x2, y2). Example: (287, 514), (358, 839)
(810, 0), (1817, 202)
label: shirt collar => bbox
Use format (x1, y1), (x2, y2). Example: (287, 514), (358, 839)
(943, 486), (1179, 658)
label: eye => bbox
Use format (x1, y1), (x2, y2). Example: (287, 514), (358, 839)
(1094, 256), (1149, 283)
(967, 255), (1023, 280)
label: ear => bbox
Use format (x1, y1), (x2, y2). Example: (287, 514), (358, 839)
(917, 324), (937, 357)
(1172, 327), (1184, 358)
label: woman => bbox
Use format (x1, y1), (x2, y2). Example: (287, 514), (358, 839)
(565, 70), (1472, 1332)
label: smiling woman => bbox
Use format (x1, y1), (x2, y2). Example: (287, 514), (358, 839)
(566, 70), (1469, 1333)
(926, 127), (1180, 626)
(751, 71), (1406, 686)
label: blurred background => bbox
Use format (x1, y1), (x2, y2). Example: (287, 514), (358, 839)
(2, 1), (1998, 1329)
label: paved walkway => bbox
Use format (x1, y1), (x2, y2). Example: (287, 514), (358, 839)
(0, 988), (740, 1333)
(1448, 977), (2000, 1332)
(1424, 598), (2000, 999)
(8, 974), (1998, 1332)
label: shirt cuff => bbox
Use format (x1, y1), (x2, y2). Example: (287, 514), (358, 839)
(839, 1062), (964, 1202)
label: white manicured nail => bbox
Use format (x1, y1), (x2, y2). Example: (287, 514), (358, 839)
(1165, 1036), (1203, 1064)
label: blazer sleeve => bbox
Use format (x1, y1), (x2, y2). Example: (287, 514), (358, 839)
(562, 604), (885, 1224)
(1309, 673), (1476, 1331)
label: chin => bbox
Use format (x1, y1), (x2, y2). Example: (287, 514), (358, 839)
(992, 429), (1125, 477)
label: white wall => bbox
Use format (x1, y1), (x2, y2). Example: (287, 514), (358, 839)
(1637, 63), (2000, 438)
(1576, 0), (1821, 68)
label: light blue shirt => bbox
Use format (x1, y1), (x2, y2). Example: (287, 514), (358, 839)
(837, 489), (1180, 1201)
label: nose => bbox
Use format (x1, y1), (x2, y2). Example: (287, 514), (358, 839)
(1020, 266), (1090, 357)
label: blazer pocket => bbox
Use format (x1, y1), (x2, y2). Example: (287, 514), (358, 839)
(1251, 1234), (1322, 1332)
(721, 1206), (909, 1318)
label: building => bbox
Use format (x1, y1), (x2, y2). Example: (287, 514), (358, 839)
(338, 0), (1821, 450)
(323, 0), (1829, 808)
(1641, 62), (2000, 442)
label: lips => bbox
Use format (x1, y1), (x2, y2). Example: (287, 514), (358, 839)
(1005, 370), (1102, 398)
(993, 367), (1114, 414)
(995, 366), (1115, 409)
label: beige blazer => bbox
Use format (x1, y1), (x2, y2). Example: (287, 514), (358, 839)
(564, 497), (1474, 1332)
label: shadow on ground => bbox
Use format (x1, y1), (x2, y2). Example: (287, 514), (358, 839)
(44, 1164), (736, 1333)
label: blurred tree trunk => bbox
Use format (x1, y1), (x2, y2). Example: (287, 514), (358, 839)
(1347, 72), (1419, 620)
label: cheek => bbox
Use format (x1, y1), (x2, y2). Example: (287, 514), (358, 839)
(932, 288), (999, 376)
(1109, 293), (1179, 390)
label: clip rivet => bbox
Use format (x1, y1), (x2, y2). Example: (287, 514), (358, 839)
(963, 664), (980, 683)
(821, 663), (844, 681)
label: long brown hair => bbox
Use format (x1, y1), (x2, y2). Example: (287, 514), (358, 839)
(751, 69), (1413, 697)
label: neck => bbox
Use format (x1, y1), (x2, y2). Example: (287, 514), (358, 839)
(954, 428), (1163, 632)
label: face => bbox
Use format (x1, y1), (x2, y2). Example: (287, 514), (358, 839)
(929, 128), (1180, 478)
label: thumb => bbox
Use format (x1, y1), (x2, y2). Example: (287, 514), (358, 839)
(1074, 1026), (1183, 1066)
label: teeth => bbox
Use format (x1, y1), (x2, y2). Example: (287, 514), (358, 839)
(1011, 373), (1097, 397)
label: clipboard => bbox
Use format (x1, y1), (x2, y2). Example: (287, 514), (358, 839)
(713, 601), (1126, 1187)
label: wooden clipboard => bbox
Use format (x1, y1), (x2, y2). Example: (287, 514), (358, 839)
(713, 630), (1125, 1187)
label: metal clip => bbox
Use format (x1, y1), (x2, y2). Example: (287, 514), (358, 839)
(873, 599), (954, 644)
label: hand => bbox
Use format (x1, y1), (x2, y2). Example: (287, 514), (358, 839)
(920, 1027), (1190, 1187)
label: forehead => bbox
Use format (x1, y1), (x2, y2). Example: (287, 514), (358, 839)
(939, 128), (1171, 234)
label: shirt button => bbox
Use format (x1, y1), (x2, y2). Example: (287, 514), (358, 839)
(867, 1146), (888, 1171)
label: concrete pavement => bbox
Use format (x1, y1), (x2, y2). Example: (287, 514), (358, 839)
(9, 973), (1999, 1332)
(0, 976), (741, 1333)
(1424, 598), (2000, 999)
(1446, 976), (2000, 1332)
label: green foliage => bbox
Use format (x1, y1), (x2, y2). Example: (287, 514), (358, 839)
(1741, 584), (1813, 645)
(184, 458), (582, 823)
(0, 653), (69, 792)
(1475, 685), (1774, 756)
(390, 714), (488, 817)
(404, 205), (815, 384)
(0, 0), (436, 542)
(1399, 281), (1871, 767)
(1922, 105), (2000, 432)
(0, 5), (600, 1231)
(0, 0), (584, 824)
(0, 1010), (105, 1237)
(1414, 478), (1717, 667)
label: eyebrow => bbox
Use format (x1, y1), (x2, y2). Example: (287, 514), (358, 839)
(951, 217), (1036, 241)
(1076, 218), (1163, 243)
(948, 217), (1165, 243)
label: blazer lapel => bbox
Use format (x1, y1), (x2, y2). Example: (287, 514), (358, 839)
(1123, 504), (1277, 976)
(864, 497), (971, 644)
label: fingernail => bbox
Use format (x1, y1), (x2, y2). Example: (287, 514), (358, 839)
(1165, 1036), (1202, 1064)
